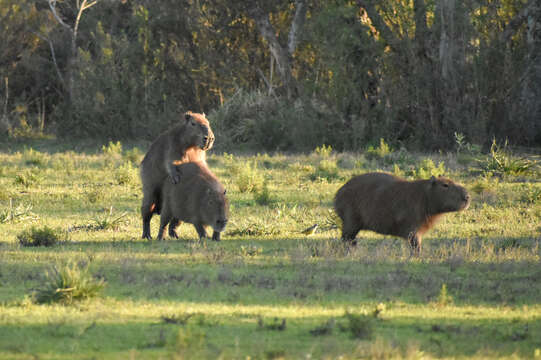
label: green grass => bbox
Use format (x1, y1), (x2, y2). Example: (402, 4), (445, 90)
(0, 140), (540, 359)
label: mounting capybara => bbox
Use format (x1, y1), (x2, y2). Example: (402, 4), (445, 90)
(157, 161), (229, 241)
(334, 172), (470, 253)
(140, 111), (215, 239)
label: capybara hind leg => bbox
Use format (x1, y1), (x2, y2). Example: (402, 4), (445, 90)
(168, 219), (181, 238)
(157, 211), (171, 241)
(141, 198), (155, 240)
(212, 231), (221, 242)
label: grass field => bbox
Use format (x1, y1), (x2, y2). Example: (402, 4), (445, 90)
(0, 139), (540, 359)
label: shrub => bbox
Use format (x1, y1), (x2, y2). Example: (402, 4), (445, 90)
(102, 140), (123, 157)
(17, 226), (64, 247)
(33, 262), (105, 305)
(123, 147), (143, 165)
(436, 283), (453, 307)
(341, 311), (374, 339)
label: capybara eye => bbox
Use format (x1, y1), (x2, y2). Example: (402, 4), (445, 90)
(223, 189), (227, 195)
(442, 183), (449, 188)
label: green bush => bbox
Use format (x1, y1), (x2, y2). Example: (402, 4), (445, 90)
(341, 312), (374, 339)
(365, 138), (392, 160)
(17, 225), (63, 247)
(113, 161), (138, 186)
(253, 181), (274, 206)
(410, 158), (446, 179)
(33, 262), (105, 305)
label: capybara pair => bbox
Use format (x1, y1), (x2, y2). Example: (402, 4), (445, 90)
(140, 112), (228, 241)
(334, 172), (470, 253)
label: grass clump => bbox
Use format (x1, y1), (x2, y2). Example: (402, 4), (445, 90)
(313, 144), (333, 158)
(310, 159), (339, 181)
(481, 139), (539, 176)
(253, 181), (275, 206)
(113, 161), (138, 186)
(22, 147), (48, 167)
(33, 262), (105, 305)
(17, 225), (64, 247)
(0, 199), (37, 223)
(233, 161), (264, 193)
(436, 283), (453, 307)
(410, 158), (446, 179)
(92, 206), (128, 230)
(14, 169), (43, 187)
(365, 138), (392, 161)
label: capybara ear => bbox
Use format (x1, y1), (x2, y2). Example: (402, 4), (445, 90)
(202, 112), (206, 117)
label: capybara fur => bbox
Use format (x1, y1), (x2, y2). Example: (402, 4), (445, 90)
(140, 111), (215, 239)
(157, 161), (229, 241)
(334, 172), (470, 253)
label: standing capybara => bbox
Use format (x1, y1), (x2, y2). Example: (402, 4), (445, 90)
(140, 112), (215, 239)
(334, 172), (470, 253)
(157, 161), (229, 241)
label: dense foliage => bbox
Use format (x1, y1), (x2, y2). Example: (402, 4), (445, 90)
(1, 0), (540, 150)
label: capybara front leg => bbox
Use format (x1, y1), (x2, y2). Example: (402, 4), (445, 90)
(407, 232), (422, 255)
(194, 223), (207, 241)
(168, 218), (181, 238)
(212, 231), (221, 242)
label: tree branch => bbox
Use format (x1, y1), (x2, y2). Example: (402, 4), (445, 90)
(31, 30), (65, 89)
(48, 0), (73, 33)
(287, 0), (307, 55)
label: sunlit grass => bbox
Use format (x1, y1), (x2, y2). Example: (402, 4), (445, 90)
(0, 141), (540, 359)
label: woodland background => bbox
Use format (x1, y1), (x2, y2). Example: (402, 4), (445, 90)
(1, 0), (540, 151)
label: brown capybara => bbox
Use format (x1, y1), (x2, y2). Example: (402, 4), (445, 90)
(334, 172), (470, 253)
(140, 111), (215, 239)
(157, 161), (229, 241)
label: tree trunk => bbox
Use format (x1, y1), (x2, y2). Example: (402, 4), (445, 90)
(248, 0), (306, 99)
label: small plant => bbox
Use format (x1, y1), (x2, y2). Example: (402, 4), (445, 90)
(481, 139), (538, 176)
(239, 244), (263, 257)
(0, 199), (37, 223)
(341, 311), (374, 339)
(102, 140), (123, 157)
(365, 138), (392, 160)
(410, 158), (446, 179)
(310, 159), (339, 181)
(123, 147), (143, 165)
(113, 161), (137, 185)
(253, 181), (274, 205)
(232, 160), (264, 193)
(309, 318), (335, 336)
(314, 144), (333, 158)
(14, 169), (43, 187)
(257, 317), (287, 331)
(84, 185), (107, 204)
(22, 147), (48, 167)
(33, 261), (105, 305)
(171, 328), (206, 358)
(17, 225), (64, 247)
(436, 283), (453, 307)
(92, 206), (128, 230)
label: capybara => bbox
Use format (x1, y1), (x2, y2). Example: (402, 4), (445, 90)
(334, 172), (470, 253)
(157, 161), (229, 241)
(140, 111), (215, 239)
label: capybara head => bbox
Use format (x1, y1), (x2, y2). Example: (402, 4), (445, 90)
(427, 176), (470, 213)
(203, 187), (229, 233)
(184, 112), (215, 151)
